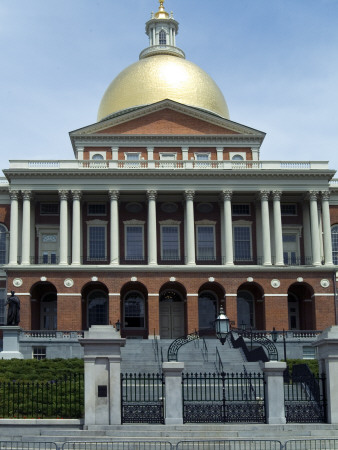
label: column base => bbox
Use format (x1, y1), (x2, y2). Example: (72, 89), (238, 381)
(263, 262), (272, 266)
(165, 418), (183, 425)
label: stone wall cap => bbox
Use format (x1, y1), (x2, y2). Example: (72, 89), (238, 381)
(312, 326), (338, 347)
(162, 362), (185, 371)
(260, 361), (287, 371)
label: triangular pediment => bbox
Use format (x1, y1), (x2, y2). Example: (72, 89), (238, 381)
(70, 100), (265, 139)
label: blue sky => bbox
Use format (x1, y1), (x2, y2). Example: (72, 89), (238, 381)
(0, 0), (337, 171)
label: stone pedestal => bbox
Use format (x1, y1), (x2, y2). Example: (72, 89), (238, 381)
(313, 325), (338, 424)
(79, 325), (126, 426)
(0, 326), (23, 359)
(162, 361), (185, 424)
(260, 361), (287, 424)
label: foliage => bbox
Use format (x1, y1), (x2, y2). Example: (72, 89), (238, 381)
(284, 358), (319, 378)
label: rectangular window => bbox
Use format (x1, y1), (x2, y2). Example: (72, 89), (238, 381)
(234, 226), (252, 261)
(232, 204), (250, 216)
(0, 227), (7, 264)
(40, 203), (59, 215)
(0, 288), (6, 325)
(88, 204), (107, 216)
(33, 347), (47, 360)
(195, 153), (210, 161)
(125, 226), (144, 260)
(196, 226), (215, 260)
(283, 234), (298, 265)
(88, 226), (106, 260)
(281, 204), (297, 216)
(159, 153), (177, 160)
(302, 346), (316, 360)
(125, 153), (141, 161)
(161, 225), (180, 260)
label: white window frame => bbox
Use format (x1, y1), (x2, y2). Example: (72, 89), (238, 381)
(40, 203), (59, 216)
(332, 224), (338, 265)
(87, 219), (108, 261)
(89, 151), (106, 160)
(232, 204), (251, 216)
(229, 152), (246, 161)
(33, 347), (47, 360)
(36, 225), (60, 264)
(281, 203), (298, 216)
(159, 152), (177, 160)
(195, 221), (216, 261)
(233, 220), (253, 261)
(160, 220), (181, 261)
(282, 226), (302, 265)
(0, 288), (6, 325)
(124, 152), (141, 161)
(0, 224), (9, 265)
(124, 220), (145, 261)
(194, 152), (211, 161)
(87, 202), (107, 216)
(123, 291), (146, 329)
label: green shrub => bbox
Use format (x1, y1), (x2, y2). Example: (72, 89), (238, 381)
(284, 358), (319, 378)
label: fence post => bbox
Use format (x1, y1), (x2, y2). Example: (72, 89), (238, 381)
(260, 361), (287, 424)
(312, 325), (338, 424)
(162, 361), (185, 424)
(79, 325), (126, 427)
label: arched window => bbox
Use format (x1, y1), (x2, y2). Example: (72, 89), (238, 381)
(159, 30), (167, 45)
(88, 290), (108, 326)
(124, 292), (145, 328)
(332, 225), (338, 265)
(41, 292), (57, 330)
(0, 224), (8, 265)
(198, 292), (218, 330)
(237, 290), (254, 328)
(232, 154), (244, 161)
(92, 154), (104, 160)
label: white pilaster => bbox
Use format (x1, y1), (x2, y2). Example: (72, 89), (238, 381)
(147, 147), (155, 168)
(303, 200), (312, 265)
(71, 190), (82, 265)
(181, 147), (189, 161)
(309, 191), (321, 266)
(216, 147), (224, 161)
(147, 190), (157, 265)
(222, 190), (233, 265)
(272, 191), (284, 266)
(9, 190), (19, 265)
(59, 190), (69, 265)
(251, 147), (260, 161)
(109, 190), (120, 265)
(111, 146), (119, 161)
(322, 191), (333, 266)
(184, 190), (195, 265)
(21, 190), (32, 265)
(260, 191), (272, 265)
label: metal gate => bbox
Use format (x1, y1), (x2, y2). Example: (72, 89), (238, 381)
(284, 365), (326, 423)
(121, 373), (165, 424)
(182, 371), (265, 423)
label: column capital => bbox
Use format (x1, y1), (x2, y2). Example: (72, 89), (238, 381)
(259, 190), (270, 201)
(184, 190), (195, 201)
(21, 190), (33, 201)
(58, 190), (69, 200)
(221, 190), (233, 201)
(272, 190), (282, 200)
(147, 190), (157, 201)
(9, 190), (20, 200)
(109, 190), (120, 201)
(308, 190), (319, 201)
(321, 190), (330, 201)
(71, 190), (82, 201)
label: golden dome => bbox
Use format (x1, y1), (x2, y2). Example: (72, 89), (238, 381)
(154, 0), (170, 19)
(97, 54), (230, 121)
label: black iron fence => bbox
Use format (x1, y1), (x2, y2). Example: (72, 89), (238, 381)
(182, 371), (265, 423)
(62, 443), (173, 450)
(284, 439), (338, 449)
(284, 364), (326, 423)
(121, 373), (165, 424)
(176, 441), (282, 450)
(0, 374), (83, 419)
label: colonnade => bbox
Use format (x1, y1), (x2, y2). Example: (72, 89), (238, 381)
(7, 188), (333, 266)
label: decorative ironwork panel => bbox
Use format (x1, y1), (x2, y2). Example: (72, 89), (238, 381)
(285, 401), (326, 423)
(284, 439), (338, 450)
(62, 442), (173, 450)
(121, 373), (165, 424)
(167, 331), (199, 361)
(0, 444), (58, 450)
(182, 372), (265, 424)
(176, 440), (282, 450)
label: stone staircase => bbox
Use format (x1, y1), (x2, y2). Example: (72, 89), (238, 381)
(2, 423), (338, 446)
(120, 337), (261, 374)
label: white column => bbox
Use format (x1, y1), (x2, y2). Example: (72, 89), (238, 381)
(222, 190), (233, 265)
(109, 190), (119, 265)
(303, 200), (312, 265)
(162, 362), (185, 424)
(147, 147), (155, 169)
(71, 190), (81, 265)
(184, 190), (195, 265)
(216, 147), (223, 161)
(181, 147), (189, 161)
(309, 191), (321, 266)
(59, 190), (69, 265)
(21, 190), (32, 265)
(260, 190), (272, 265)
(260, 361), (287, 424)
(147, 190), (157, 265)
(322, 191), (333, 266)
(9, 190), (19, 265)
(272, 190), (284, 266)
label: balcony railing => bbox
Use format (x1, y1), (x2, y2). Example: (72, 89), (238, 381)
(8, 160), (330, 171)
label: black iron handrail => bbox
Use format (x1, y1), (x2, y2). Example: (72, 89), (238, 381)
(215, 347), (224, 373)
(167, 331), (199, 361)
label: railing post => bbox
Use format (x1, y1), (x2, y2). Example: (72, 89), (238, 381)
(162, 361), (185, 424)
(313, 325), (338, 423)
(260, 361), (287, 424)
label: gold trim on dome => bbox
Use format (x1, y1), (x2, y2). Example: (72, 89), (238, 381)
(155, 0), (169, 19)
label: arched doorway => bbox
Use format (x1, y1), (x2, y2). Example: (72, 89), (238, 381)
(237, 283), (265, 330)
(120, 281), (148, 339)
(30, 282), (57, 330)
(159, 288), (185, 339)
(288, 283), (314, 330)
(197, 282), (225, 335)
(81, 282), (109, 329)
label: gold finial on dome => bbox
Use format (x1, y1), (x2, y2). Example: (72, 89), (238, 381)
(155, 0), (170, 19)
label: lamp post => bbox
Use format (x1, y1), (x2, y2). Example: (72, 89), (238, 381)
(271, 327), (278, 344)
(283, 328), (287, 362)
(115, 319), (121, 332)
(215, 306), (230, 345)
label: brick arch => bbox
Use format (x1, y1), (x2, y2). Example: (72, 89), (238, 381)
(81, 282), (109, 330)
(237, 282), (265, 330)
(120, 281), (148, 339)
(159, 281), (187, 299)
(30, 281), (57, 330)
(288, 282), (315, 330)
